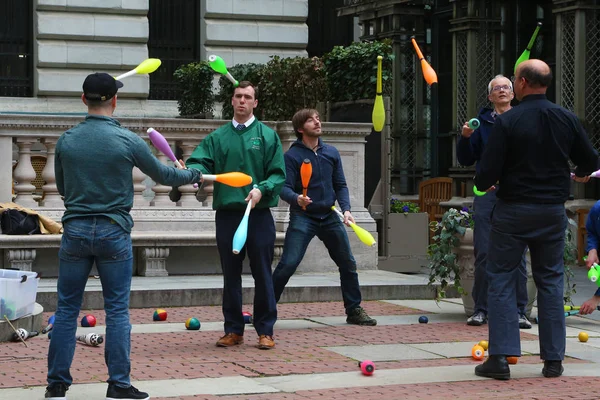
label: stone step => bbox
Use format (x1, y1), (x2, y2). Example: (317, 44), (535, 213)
(36, 270), (457, 312)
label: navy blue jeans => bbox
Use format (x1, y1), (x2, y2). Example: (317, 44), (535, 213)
(215, 208), (277, 336)
(487, 200), (566, 360)
(272, 211), (362, 313)
(47, 217), (133, 388)
(472, 189), (528, 316)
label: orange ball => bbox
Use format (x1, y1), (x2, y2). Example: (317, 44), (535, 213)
(506, 356), (518, 364)
(471, 344), (485, 361)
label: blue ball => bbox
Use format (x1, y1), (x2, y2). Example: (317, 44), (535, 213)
(418, 316), (428, 324)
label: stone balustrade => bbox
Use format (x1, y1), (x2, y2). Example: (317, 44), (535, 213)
(0, 115), (377, 276)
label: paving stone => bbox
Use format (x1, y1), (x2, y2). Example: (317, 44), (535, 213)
(324, 343), (444, 362)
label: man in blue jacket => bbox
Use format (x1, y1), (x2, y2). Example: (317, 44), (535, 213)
(272, 108), (376, 326)
(456, 74), (531, 329)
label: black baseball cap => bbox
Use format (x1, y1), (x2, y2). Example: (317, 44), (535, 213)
(83, 72), (124, 101)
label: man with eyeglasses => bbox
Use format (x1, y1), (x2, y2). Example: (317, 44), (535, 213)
(456, 74), (531, 330)
(474, 59), (599, 380)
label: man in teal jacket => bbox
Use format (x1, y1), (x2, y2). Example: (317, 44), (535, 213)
(46, 73), (201, 400)
(186, 81), (285, 350)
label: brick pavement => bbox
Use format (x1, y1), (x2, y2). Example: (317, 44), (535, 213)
(1, 300), (599, 399)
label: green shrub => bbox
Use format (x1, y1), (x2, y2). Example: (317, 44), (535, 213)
(322, 39), (394, 102)
(258, 56), (328, 121)
(173, 61), (214, 117)
(217, 63), (265, 120)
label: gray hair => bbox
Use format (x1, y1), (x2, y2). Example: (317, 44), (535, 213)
(487, 74), (513, 94)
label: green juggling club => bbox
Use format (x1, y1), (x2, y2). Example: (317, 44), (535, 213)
(209, 55), (238, 87)
(514, 22), (542, 74)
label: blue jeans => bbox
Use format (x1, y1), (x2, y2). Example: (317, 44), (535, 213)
(47, 217), (133, 388)
(273, 211), (362, 313)
(472, 189), (528, 316)
(487, 200), (566, 359)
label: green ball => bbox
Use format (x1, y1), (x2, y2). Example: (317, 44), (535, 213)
(185, 317), (201, 330)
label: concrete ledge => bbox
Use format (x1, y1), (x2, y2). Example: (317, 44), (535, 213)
(0, 303), (44, 342)
(205, 0), (307, 21)
(36, 272), (458, 312)
(37, 11), (148, 42)
(0, 231), (287, 249)
(36, 0), (148, 15)
(36, 68), (149, 97)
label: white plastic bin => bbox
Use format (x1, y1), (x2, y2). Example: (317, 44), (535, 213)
(0, 269), (39, 320)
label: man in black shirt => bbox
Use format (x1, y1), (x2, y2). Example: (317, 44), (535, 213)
(474, 59), (599, 380)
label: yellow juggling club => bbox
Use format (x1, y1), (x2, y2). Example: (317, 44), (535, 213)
(372, 55), (385, 132)
(115, 58), (162, 81)
(331, 206), (376, 247)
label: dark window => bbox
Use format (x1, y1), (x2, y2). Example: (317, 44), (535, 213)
(0, 0), (33, 97)
(307, 0), (355, 57)
(148, 0), (200, 100)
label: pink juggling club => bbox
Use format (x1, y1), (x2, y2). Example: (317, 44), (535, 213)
(147, 127), (183, 169)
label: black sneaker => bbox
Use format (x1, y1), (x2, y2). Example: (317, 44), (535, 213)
(106, 384), (150, 400)
(45, 383), (68, 400)
(519, 314), (532, 329)
(346, 307), (377, 326)
(467, 311), (487, 326)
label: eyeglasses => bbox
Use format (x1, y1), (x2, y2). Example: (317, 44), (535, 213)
(491, 85), (511, 92)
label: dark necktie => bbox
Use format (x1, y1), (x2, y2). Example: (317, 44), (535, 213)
(236, 124), (245, 131)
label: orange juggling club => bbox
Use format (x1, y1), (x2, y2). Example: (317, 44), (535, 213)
(410, 36), (438, 86)
(300, 159), (312, 211)
(204, 172), (253, 187)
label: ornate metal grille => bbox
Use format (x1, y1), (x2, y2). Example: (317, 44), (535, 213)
(455, 31), (469, 130)
(395, 44), (417, 168)
(475, 28), (495, 110)
(585, 10), (600, 149)
(0, 0), (33, 97)
(424, 64), (432, 170)
(148, 0), (200, 100)
(560, 11), (576, 112)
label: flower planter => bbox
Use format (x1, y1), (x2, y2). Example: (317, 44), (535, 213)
(379, 212), (429, 273)
(456, 228), (537, 317)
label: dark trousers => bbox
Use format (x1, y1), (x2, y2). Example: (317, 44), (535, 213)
(472, 189), (528, 316)
(272, 211), (362, 313)
(215, 208), (277, 336)
(487, 200), (566, 360)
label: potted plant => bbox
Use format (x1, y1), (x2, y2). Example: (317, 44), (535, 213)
(379, 200), (429, 273)
(427, 207), (576, 316)
(427, 207), (473, 302)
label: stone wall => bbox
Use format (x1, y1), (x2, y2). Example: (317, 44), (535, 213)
(0, 0), (310, 117)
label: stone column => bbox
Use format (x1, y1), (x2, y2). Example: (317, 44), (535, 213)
(137, 247), (169, 277)
(0, 137), (12, 203)
(4, 249), (37, 271)
(40, 138), (63, 207)
(201, 182), (214, 207)
(13, 138), (39, 208)
(177, 141), (200, 207)
(132, 166), (148, 206)
(150, 152), (175, 207)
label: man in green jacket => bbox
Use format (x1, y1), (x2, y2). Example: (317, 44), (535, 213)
(186, 81), (285, 350)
